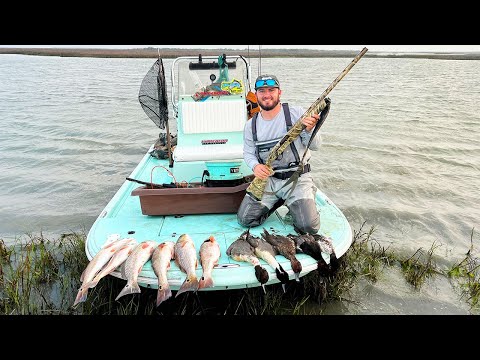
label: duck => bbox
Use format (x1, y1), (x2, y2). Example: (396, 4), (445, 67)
(244, 230), (290, 293)
(226, 229), (269, 293)
(261, 229), (302, 282)
(289, 233), (340, 277)
(311, 233), (340, 274)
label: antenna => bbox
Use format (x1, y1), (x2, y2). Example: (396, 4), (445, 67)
(258, 45), (262, 76)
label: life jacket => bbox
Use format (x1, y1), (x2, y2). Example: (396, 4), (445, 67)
(246, 91), (260, 119)
(251, 103), (301, 171)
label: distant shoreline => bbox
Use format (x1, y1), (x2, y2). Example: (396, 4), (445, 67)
(1, 48), (480, 60)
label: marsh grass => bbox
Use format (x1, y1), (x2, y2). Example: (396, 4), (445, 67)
(302, 221), (397, 306)
(1, 224), (478, 315)
(1, 232), (97, 314)
(399, 242), (442, 289)
(447, 228), (480, 309)
(345, 222), (396, 282)
(0, 239), (11, 288)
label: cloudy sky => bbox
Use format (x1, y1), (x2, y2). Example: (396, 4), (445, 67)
(1, 45), (479, 53)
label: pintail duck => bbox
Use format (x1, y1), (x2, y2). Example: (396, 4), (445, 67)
(244, 230), (290, 293)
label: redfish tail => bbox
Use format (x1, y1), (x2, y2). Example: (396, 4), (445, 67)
(85, 278), (100, 289)
(175, 275), (199, 298)
(115, 281), (141, 301)
(73, 286), (88, 307)
(198, 275), (214, 290)
(156, 286), (172, 307)
(79, 269), (86, 283)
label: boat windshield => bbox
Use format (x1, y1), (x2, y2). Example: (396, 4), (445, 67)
(172, 55), (250, 111)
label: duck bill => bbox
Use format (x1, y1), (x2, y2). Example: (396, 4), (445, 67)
(261, 284), (266, 294)
(294, 273), (300, 282)
(281, 283), (286, 293)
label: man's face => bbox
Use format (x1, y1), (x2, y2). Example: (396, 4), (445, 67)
(256, 87), (281, 111)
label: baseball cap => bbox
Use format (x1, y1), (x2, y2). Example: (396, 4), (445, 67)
(254, 75), (280, 90)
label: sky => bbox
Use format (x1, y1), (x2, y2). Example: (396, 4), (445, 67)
(1, 45), (479, 53)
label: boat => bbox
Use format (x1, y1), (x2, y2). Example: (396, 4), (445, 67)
(85, 53), (353, 292)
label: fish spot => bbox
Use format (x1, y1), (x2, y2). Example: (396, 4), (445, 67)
(128, 231), (135, 235)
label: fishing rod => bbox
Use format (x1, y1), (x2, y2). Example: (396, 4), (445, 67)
(126, 177), (177, 189)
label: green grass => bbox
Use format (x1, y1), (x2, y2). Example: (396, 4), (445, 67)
(447, 228), (480, 309)
(399, 242), (442, 289)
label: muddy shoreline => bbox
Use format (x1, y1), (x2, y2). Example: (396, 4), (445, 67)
(1, 47), (480, 60)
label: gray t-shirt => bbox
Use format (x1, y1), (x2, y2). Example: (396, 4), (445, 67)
(243, 104), (322, 172)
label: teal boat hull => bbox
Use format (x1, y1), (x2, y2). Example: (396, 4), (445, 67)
(86, 145), (353, 291)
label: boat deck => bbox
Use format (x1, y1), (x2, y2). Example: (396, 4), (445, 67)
(86, 147), (352, 291)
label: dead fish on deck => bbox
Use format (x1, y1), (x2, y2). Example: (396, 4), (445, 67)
(198, 236), (221, 290)
(85, 238), (138, 289)
(226, 230), (269, 293)
(73, 235), (133, 307)
(262, 229), (302, 282)
(151, 241), (175, 306)
(115, 241), (157, 301)
(244, 231), (289, 292)
(174, 234), (200, 297)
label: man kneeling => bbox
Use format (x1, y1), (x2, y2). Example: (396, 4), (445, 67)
(237, 74), (323, 234)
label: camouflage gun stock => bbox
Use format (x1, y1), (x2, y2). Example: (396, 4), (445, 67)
(247, 47), (368, 201)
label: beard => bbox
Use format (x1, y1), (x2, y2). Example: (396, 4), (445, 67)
(258, 96), (280, 112)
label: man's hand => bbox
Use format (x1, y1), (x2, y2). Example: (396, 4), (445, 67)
(302, 114), (320, 132)
(253, 164), (273, 180)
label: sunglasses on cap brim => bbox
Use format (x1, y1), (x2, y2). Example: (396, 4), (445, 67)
(255, 79), (279, 88)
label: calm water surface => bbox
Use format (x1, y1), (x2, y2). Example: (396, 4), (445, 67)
(1, 54), (479, 314)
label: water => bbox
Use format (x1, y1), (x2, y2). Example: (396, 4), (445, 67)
(1, 54), (479, 314)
